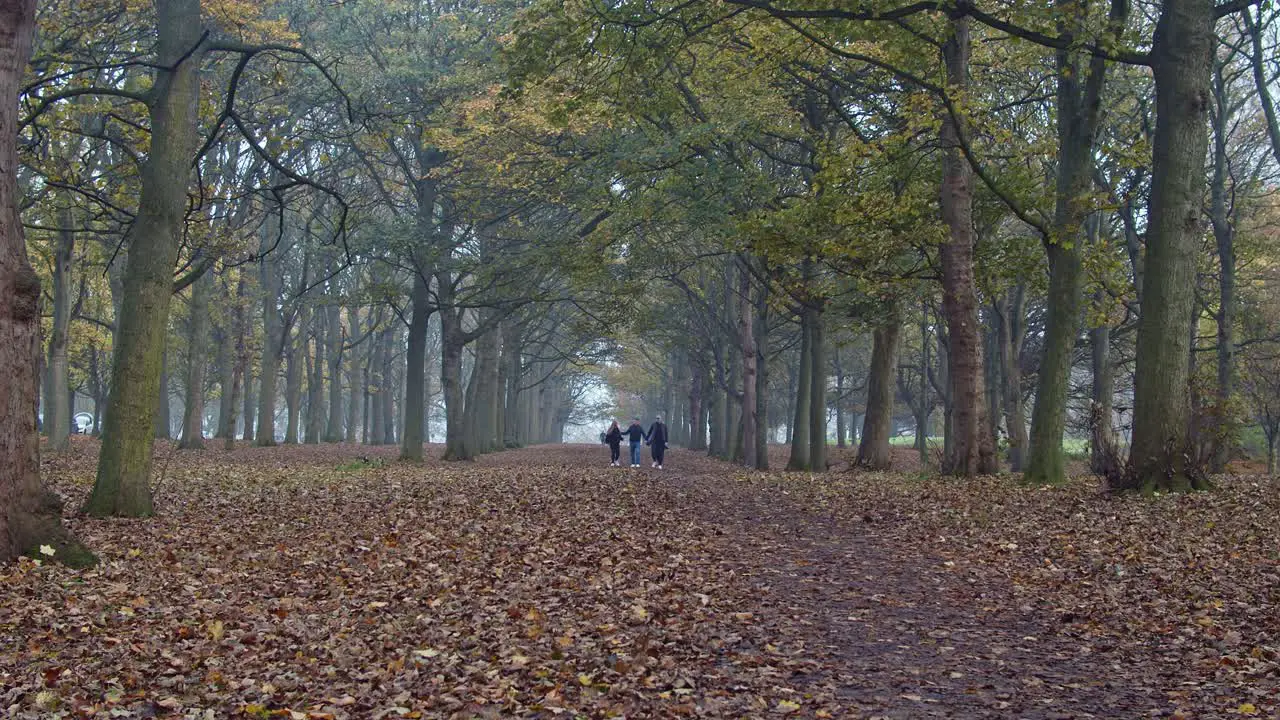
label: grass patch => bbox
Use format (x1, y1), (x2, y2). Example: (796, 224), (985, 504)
(335, 456), (386, 472)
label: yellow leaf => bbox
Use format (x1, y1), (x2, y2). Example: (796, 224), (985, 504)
(1238, 703), (1258, 716)
(35, 691), (60, 710)
(775, 699), (801, 714)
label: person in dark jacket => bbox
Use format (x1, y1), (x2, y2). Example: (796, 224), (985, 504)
(645, 415), (668, 469)
(623, 417), (645, 467)
(604, 420), (623, 466)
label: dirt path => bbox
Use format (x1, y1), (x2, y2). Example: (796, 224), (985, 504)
(559, 444), (1173, 719)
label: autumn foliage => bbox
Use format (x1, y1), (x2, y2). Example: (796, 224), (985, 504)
(2, 440), (1276, 718)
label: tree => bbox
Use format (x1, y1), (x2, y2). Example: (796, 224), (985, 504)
(179, 271), (211, 448)
(0, 0), (93, 566)
(85, 0), (205, 517)
(937, 17), (999, 476)
(1022, 0), (1128, 485)
(1123, 0), (1218, 493)
(857, 302), (902, 470)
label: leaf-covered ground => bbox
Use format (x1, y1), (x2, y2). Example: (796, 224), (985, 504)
(3, 439), (1278, 719)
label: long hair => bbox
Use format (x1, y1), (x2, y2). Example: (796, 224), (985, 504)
(609, 420), (620, 432)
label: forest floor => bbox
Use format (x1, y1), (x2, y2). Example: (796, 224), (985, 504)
(3, 439), (1278, 719)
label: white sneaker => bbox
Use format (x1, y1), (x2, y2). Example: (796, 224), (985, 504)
(657, 465), (663, 470)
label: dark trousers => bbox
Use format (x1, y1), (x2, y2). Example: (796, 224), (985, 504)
(609, 444), (621, 463)
(651, 444), (665, 465)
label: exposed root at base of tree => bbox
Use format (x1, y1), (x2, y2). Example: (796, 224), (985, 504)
(10, 487), (96, 569)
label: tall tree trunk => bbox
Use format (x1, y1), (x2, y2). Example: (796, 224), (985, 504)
(325, 302), (343, 443)
(725, 271), (742, 462)
(938, 17), (997, 476)
(502, 321), (523, 448)
(400, 179), (437, 456)
(808, 305), (827, 471)
(0, 0), (93, 565)
(739, 262), (758, 469)
(89, 343), (103, 435)
(833, 342), (847, 449)
(219, 327), (243, 451)
(223, 273), (249, 446)
(215, 282), (237, 441)
(996, 288), (1029, 471)
(936, 323), (955, 463)
(708, 380), (725, 458)
(305, 314), (325, 445)
(755, 286), (770, 469)
(88, 0), (204, 517)
(369, 329), (385, 446)
(785, 358), (796, 445)
(858, 306), (902, 470)
(463, 321), (492, 455)
(1089, 291), (1114, 470)
(1127, 0), (1214, 492)
(439, 305), (470, 460)
(1209, 56), (1235, 474)
(916, 311), (932, 466)
(347, 307), (364, 443)
(45, 199), (74, 450)
(234, 282), (254, 444)
(401, 271), (431, 460)
(284, 317), (303, 443)
(468, 324), (500, 454)
(345, 309), (360, 443)
(1023, 240), (1083, 483)
(241, 370), (255, 442)
(382, 327), (397, 445)
(255, 231), (284, 447)
(985, 321), (1001, 453)
(155, 352), (171, 439)
(179, 271), (210, 449)
(1025, 0), (1124, 484)
(688, 370), (706, 450)
(787, 308), (812, 470)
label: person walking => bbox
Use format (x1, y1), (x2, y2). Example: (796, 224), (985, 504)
(623, 417), (645, 467)
(604, 420), (623, 467)
(645, 414), (668, 469)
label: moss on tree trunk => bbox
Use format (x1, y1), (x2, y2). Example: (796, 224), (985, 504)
(87, 0), (204, 518)
(1125, 0), (1215, 494)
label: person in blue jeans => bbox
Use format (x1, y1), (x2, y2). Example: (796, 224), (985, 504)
(623, 417), (645, 467)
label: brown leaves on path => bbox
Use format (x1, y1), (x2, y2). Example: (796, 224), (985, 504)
(2, 440), (1276, 719)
